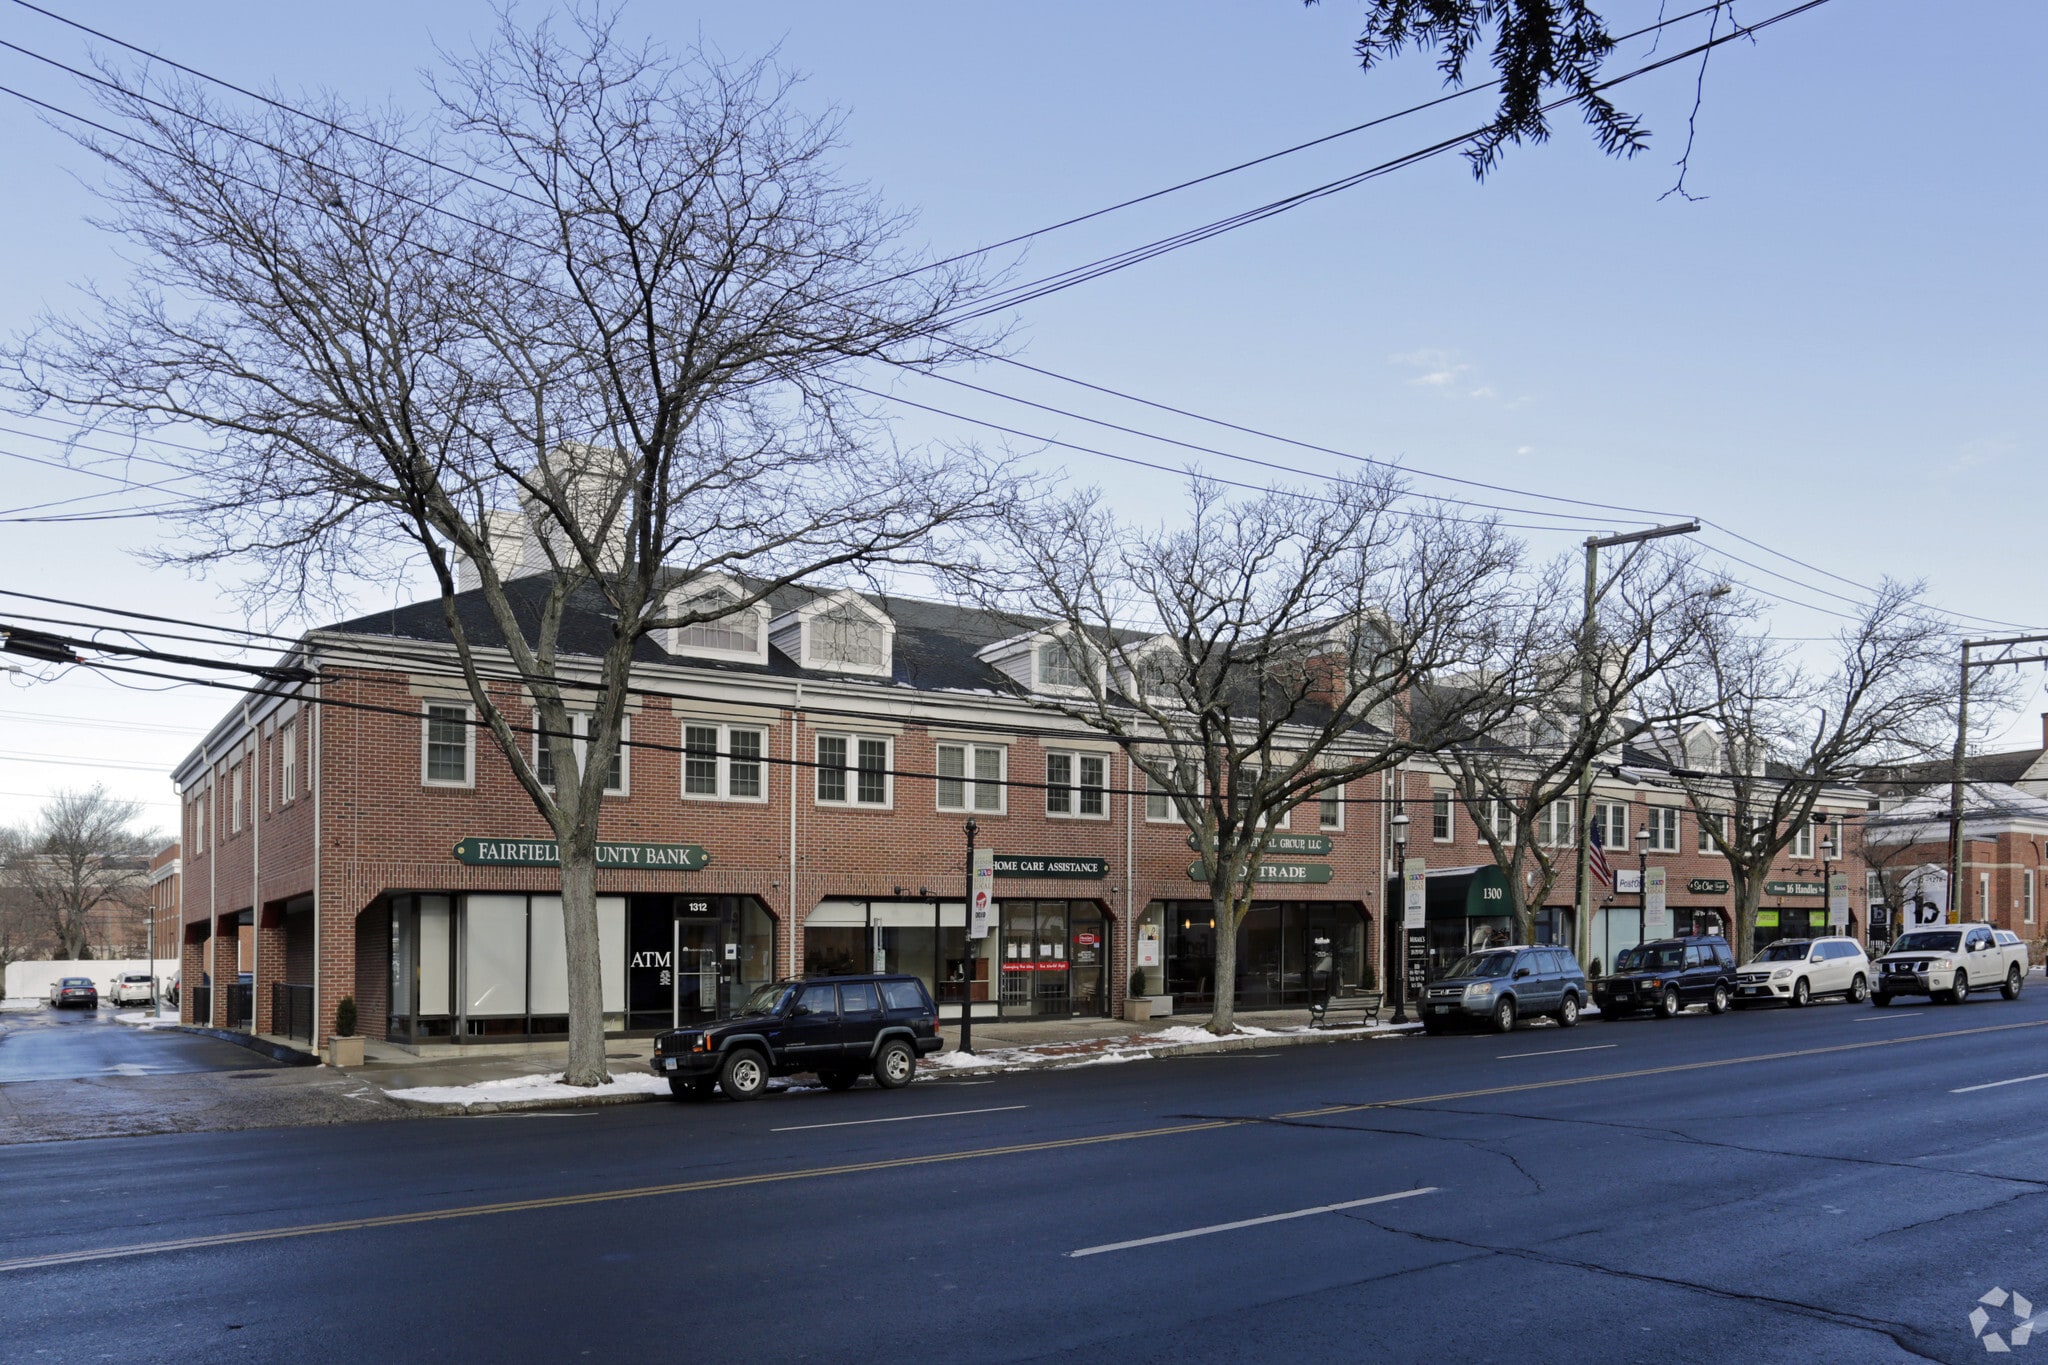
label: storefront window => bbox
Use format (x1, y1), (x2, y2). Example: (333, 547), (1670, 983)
(1158, 901), (1369, 1008)
(1135, 902), (1166, 996)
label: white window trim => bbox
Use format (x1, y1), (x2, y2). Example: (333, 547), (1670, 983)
(662, 577), (772, 665)
(775, 591), (894, 679)
(1592, 800), (1629, 852)
(1045, 748), (1110, 820)
(1318, 781), (1345, 832)
(1484, 798), (1519, 845)
(934, 741), (1007, 815)
(815, 731), (893, 809)
(230, 763), (244, 833)
(279, 721), (298, 806)
(1643, 806), (1682, 854)
(1431, 790), (1454, 843)
(1790, 823), (1815, 860)
(422, 701), (476, 788)
(2024, 869), (2036, 925)
(680, 720), (770, 804)
(1537, 797), (1576, 848)
(533, 713), (629, 796)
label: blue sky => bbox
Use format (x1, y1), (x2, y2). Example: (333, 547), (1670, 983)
(0, 0), (2042, 829)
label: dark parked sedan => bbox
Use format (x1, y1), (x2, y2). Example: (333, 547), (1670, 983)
(49, 977), (98, 1009)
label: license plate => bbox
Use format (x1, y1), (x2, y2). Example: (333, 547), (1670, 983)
(1432, 1005), (1451, 1015)
(663, 1058), (677, 1071)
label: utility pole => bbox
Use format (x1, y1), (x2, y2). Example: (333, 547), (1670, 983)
(1574, 521), (1699, 970)
(1947, 634), (2048, 925)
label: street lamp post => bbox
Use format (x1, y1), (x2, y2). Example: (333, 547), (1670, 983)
(1389, 810), (1410, 1025)
(1636, 824), (1651, 945)
(1817, 813), (1839, 940)
(960, 818), (977, 1055)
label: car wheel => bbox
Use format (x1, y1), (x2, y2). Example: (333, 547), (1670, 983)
(1847, 974), (1869, 1004)
(817, 1070), (859, 1091)
(1490, 997), (1517, 1034)
(718, 1049), (769, 1101)
(2003, 966), (2024, 1001)
(1555, 994), (1580, 1028)
(1657, 987), (1681, 1019)
(872, 1040), (916, 1089)
(667, 1077), (714, 1102)
(1949, 971), (1970, 1005)
(1421, 1020), (1447, 1036)
(1790, 978), (1811, 1008)
(1871, 991), (1891, 1007)
(1708, 984), (1730, 1015)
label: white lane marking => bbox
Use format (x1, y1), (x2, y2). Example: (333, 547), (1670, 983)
(771, 1104), (1026, 1133)
(1497, 1044), (1617, 1060)
(1068, 1187), (1439, 1258)
(1852, 1012), (1925, 1022)
(1951, 1072), (2048, 1095)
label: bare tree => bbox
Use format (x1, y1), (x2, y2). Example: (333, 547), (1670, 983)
(5, 788), (156, 961)
(1645, 582), (1970, 957)
(9, 13), (1022, 1082)
(1438, 549), (1730, 943)
(980, 472), (1529, 1033)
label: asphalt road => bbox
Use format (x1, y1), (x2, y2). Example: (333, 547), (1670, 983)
(0, 1006), (283, 1083)
(5, 991), (2048, 1363)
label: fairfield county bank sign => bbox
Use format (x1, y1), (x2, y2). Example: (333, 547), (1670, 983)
(452, 838), (711, 871)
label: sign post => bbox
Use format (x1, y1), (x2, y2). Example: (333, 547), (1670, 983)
(1828, 871), (1851, 931)
(960, 823), (987, 1054)
(1402, 858), (1429, 1002)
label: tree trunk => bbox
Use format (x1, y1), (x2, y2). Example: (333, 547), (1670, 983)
(1205, 886), (1239, 1034)
(557, 842), (611, 1087)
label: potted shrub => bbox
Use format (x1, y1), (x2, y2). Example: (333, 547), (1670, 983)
(327, 994), (363, 1067)
(1125, 969), (1152, 1022)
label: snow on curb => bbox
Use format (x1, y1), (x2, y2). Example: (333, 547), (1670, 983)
(925, 1019), (1422, 1074)
(114, 1008), (181, 1028)
(385, 1071), (674, 1106)
(1, 997), (48, 1013)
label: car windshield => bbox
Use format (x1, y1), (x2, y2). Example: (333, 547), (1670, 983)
(740, 982), (795, 1015)
(1445, 952), (1517, 979)
(60, 977), (91, 987)
(1616, 946), (1682, 973)
(1890, 931), (1961, 954)
(1758, 942), (1812, 962)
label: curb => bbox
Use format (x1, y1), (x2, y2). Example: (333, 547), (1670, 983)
(377, 1022), (1425, 1112)
(927, 1021), (1424, 1076)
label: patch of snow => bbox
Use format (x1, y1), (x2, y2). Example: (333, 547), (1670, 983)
(113, 1008), (180, 1028)
(385, 1070), (673, 1105)
(0, 997), (44, 1013)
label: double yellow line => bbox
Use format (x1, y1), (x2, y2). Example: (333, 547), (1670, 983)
(4, 1016), (2038, 1274)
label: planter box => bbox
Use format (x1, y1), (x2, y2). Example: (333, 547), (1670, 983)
(326, 1035), (364, 1068)
(1124, 997), (1151, 1023)
(1143, 995), (1173, 1018)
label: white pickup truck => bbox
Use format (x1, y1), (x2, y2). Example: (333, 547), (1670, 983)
(1872, 924), (2030, 1005)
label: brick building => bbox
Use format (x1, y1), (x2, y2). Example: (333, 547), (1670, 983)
(146, 840), (179, 979)
(171, 574), (1901, 1051)
(170, 579), (1392, 1048)
(1861, 785), (2048, 941)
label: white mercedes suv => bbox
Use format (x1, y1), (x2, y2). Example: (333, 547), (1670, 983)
(1872, 924), (2029, 1005)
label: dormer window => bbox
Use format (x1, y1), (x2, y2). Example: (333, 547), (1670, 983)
(1038, 640), (1084, 689)
(769, 591), (894, 678)
(662, 577), (769, 665)
(814, 604), (887, 670)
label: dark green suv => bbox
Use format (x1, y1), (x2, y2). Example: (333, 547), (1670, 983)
(650, 974), (944, 1101)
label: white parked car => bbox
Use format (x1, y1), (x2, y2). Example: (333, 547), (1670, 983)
(1733, 937), (1870, 1007)
(110, 973), (155, 1007)
(1873, 924), (2029, 1005)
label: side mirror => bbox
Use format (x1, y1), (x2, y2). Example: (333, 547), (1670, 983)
(790, 1004), (810, 1017)
(1514, 967), (1532, 979)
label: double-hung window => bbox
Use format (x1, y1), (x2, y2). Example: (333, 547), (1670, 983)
(817, 733), (890, 807)
(230, 763), (244, 833)
(534, 713), (627, 794)
(1319, 782), (1344, 831)
(935, 742), (1004, 813)
(1590, 800), (1628, 852)
(1537, 798), (1575, 847)
(1046, 750), (1106, 817)
(681, 723), (767, 802)
(1431, 791), (1454, 842)
(1643, 806), (1682, 853)
(1696, 810), (1725, 855)
(1484, 798), (1518, 844)
(1143, 768), (1175, 822)
(423, 703), (473, 787)
(2025, 869), (2036, 925)
(279, 721), (297, 804)
(1789, 821), (1815, 860)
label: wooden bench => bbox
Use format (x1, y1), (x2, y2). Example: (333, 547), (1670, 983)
(1308, 990), (1383, 1028)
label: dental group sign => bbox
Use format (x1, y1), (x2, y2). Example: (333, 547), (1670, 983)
(452, 838), (710, 871)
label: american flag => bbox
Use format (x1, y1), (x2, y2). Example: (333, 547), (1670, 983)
(1589, 816), (1614, 888)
